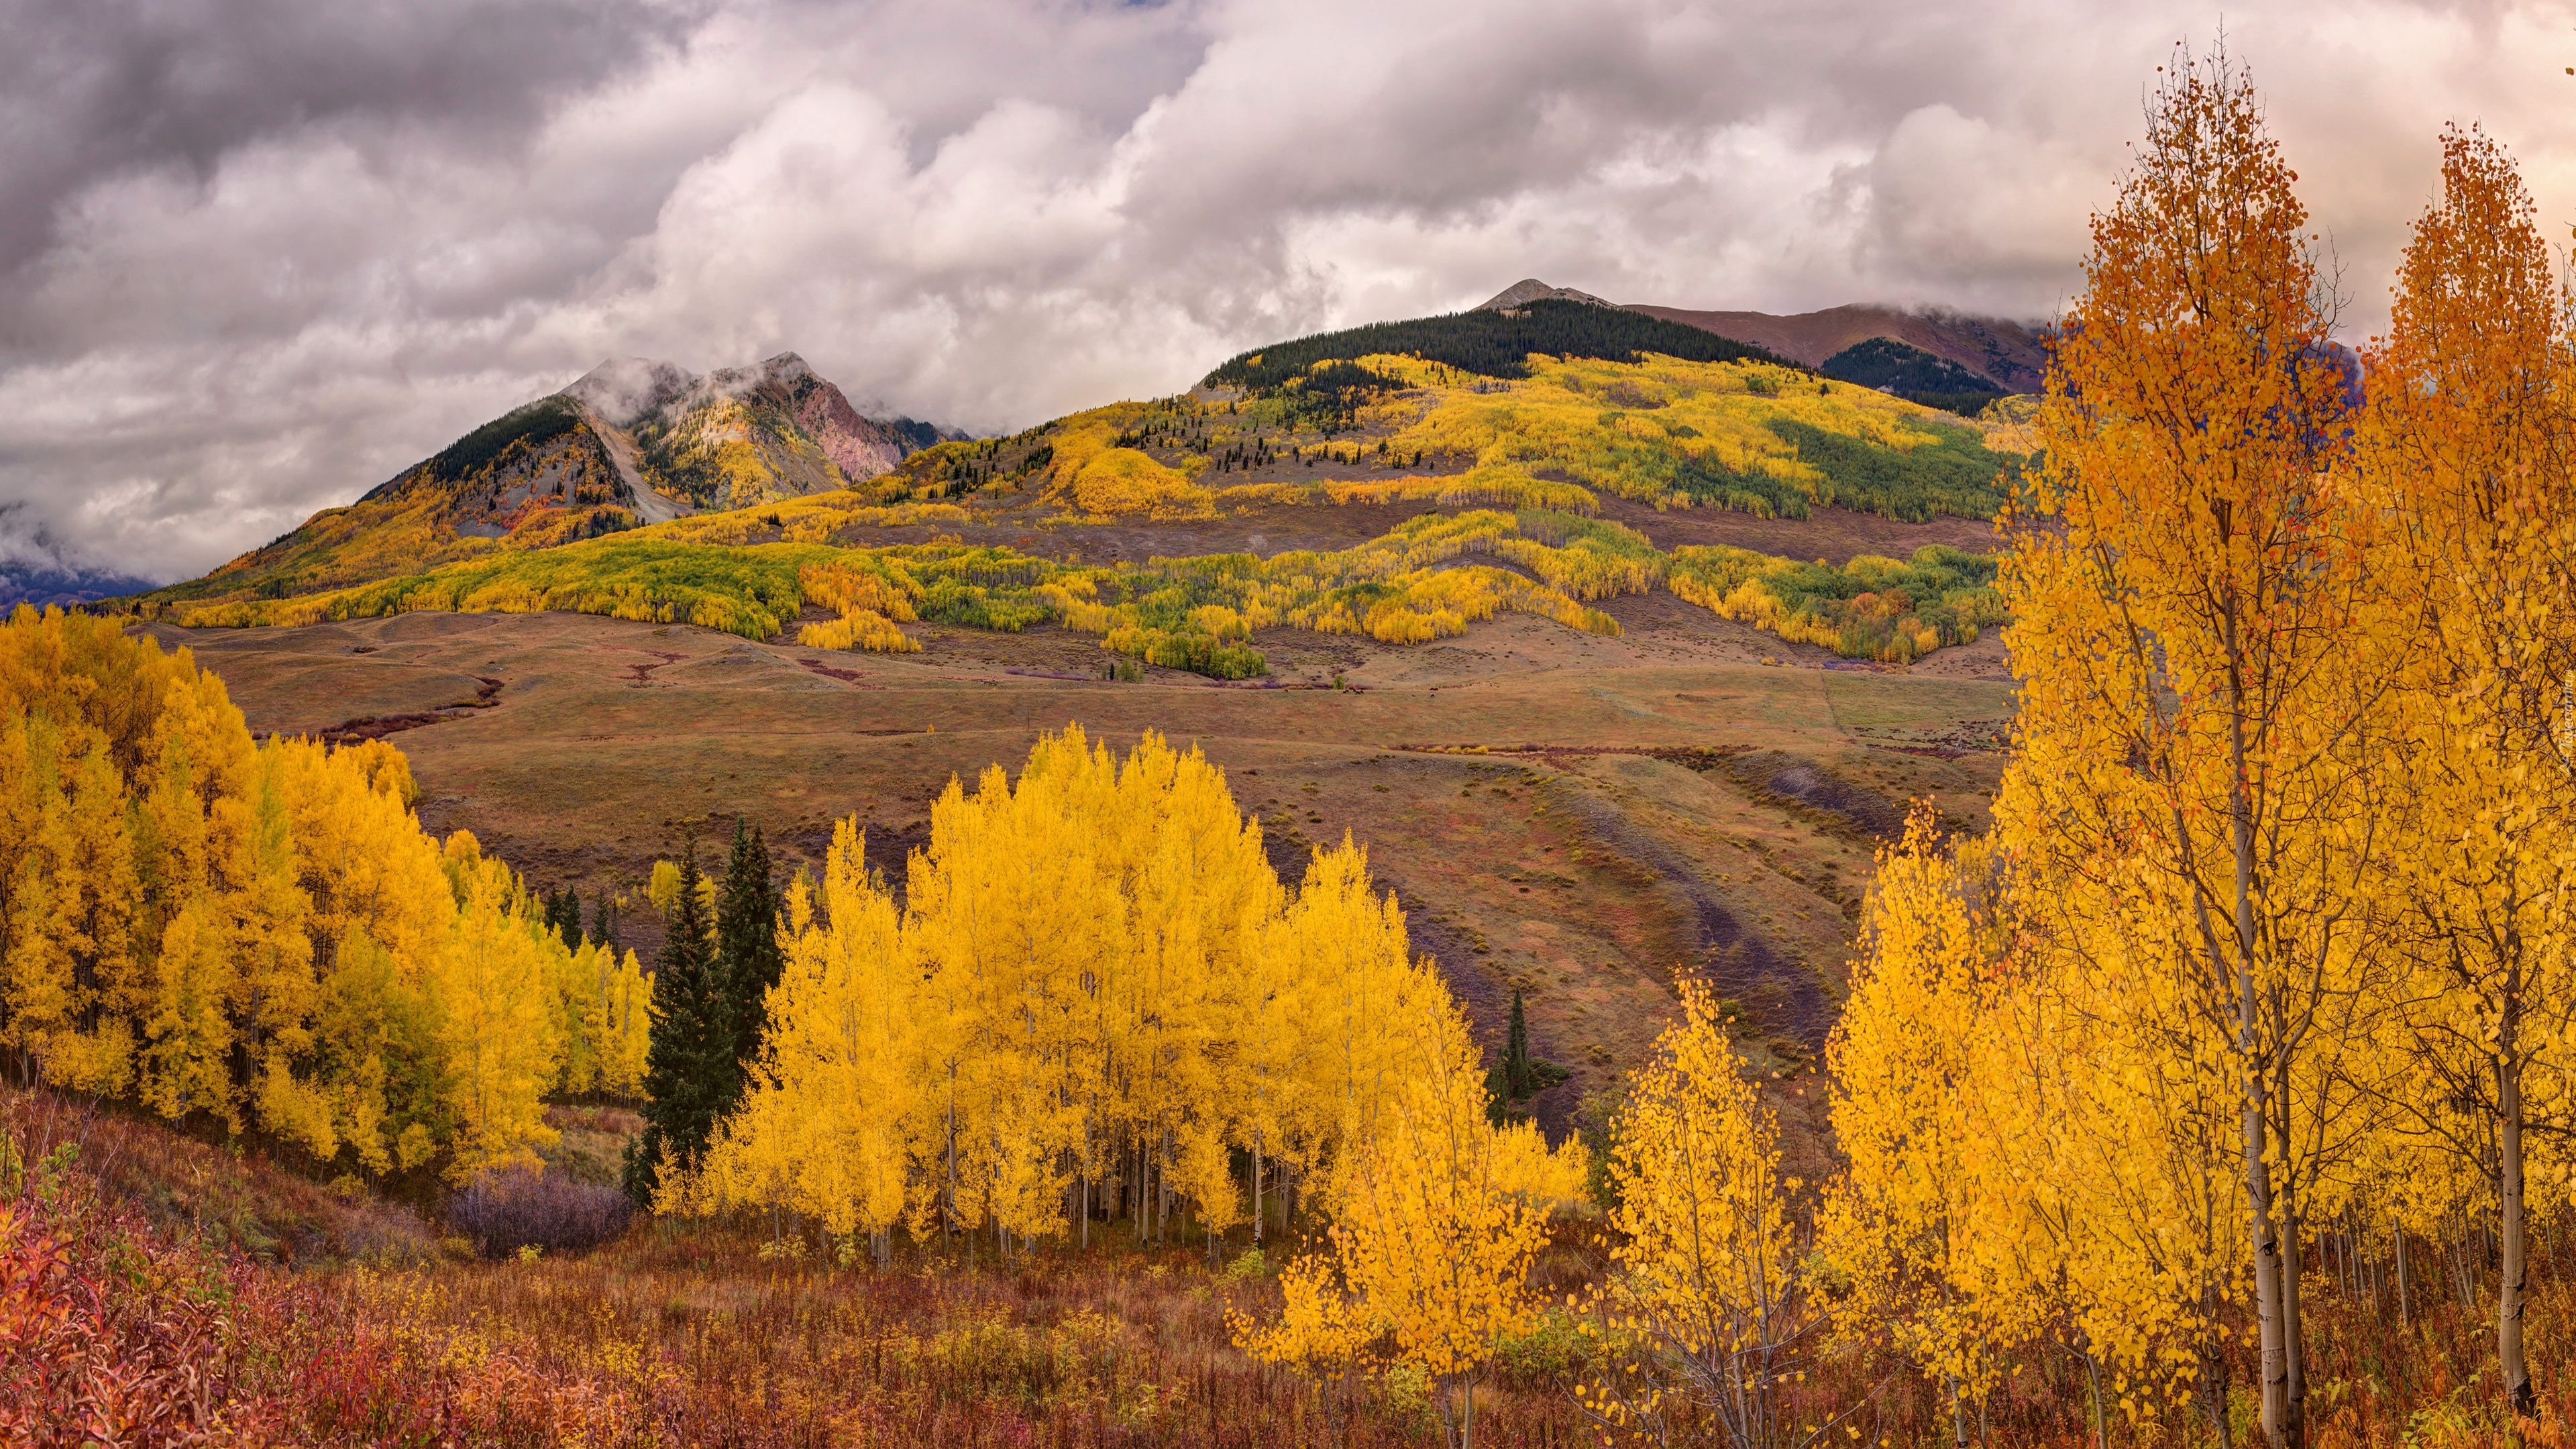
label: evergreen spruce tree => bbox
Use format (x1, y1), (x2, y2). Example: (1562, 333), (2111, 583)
(586, 890), (617, 952)
(624, 845), (727, 1203)
(714, 816), (786, 1072)
(1505, 987), (1533, 1100)
(543, 886), (582, 950)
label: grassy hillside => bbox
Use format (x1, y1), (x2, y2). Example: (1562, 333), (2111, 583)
(140, 503), (2006, 678)
(880, 347), (2023, 525)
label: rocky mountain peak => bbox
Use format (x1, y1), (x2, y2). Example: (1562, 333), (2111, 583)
(559, 358), (698, 427)
(1475, 278), (1619, 312)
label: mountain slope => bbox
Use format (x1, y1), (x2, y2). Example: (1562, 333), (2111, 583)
(1627, 302), (2051, 393)
(145, 354), (959, 608)
(134, 294), (2027, 680)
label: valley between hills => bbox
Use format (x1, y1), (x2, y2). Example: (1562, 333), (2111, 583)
(114, 285), (2031, 1168)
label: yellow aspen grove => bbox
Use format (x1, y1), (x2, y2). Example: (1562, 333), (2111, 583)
(3, 713), (140, 1093)
(1580, 979), (1839, 1449)
(677, 725), (1589, 1359)
(0, 606), (572, 1183)
(594, 945), (653, 1100)
(1277, 837), (1448, 1208)
(1997, 47), (2390, 1448)
(2357, 125), (2576, 1416)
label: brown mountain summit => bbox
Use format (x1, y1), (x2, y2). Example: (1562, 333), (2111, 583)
(1628, 302), (2049, 392)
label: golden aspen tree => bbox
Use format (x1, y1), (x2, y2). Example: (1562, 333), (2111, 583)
(1306, 989), (1581, 1449)
(1110, 732), (1273, 1251)
(1234, 888), (1309, 1245)
(1279, 838), (1445, 1207)
(0, 711), (41, 1060)
(425, 849), (561, 1181)
(229, 754), (335, 1159)
(1980, 885), (2247, 1435)
(1998, 46), (2390, 1446)
(138, 899), (237, 1128)
(1234, 1254), (1374, 1440)
(1581, 980), (1839, 1449)
(1, 716), (130, 1089)
(596, 946), (652, 1100)
(1822, 820), (2043, 1445)
(691, 820), (923, 1264)
(2356, 124), (2576, 1416)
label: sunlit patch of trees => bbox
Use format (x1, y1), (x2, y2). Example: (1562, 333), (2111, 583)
(657, 729), (1589, 1314)
(154, 512), (1662, 678)
(154, 504), (2033, 672)
(0, 607), (645, 1183)
(1668, 543), (2008, 663)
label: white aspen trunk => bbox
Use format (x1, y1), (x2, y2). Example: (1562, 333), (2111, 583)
(2241, 972), (2293, 1449)
(2222, 653), (2297, 1449)
(1252, 1129), (1264, 1246)
(2499, 996), (2534, 1415)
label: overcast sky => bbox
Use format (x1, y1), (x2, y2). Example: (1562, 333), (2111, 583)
(5, 0), (2573, 584)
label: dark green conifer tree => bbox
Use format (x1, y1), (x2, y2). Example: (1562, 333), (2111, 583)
(624, 845), (728, 1204)
(543, 886), (582, 951)
(1504, 987), (1533, 1100)
(714, 816), (786, 1071)
(586, 890), (618, 953)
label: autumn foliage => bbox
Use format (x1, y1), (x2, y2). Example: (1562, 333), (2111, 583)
(1820, 53), (2576, 1449)
(0, 606), (647, 1187)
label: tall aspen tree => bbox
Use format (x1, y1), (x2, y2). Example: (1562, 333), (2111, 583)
(2361, 125), (2576, 1415)
(1998, 47), (2383, 1446)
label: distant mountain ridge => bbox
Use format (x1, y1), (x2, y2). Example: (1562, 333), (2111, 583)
(2, 561), (156, 610)
(1628, 301), (2049, 394)
(1449, 282), (2049, 396)
(146, 353), (963, 607)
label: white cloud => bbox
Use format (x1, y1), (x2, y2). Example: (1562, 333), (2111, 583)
(5, 0), (2575, 582)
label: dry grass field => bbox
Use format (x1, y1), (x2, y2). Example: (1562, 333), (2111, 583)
(148, 544), (2011, 1170)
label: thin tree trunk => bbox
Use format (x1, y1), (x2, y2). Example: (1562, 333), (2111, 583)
(2396, 1226), (2410, 1329)
(2281, 1209), (2307, 1434)
(2500, 1019), (2534, 1415)
(2241, 984), (2293, 1449)
(1252, 1129), (1264, 1246)
(2083, 1348), (2110, 1449)
(2219, 597), (2299, 1449)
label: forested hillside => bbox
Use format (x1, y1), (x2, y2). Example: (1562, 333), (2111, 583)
(131, 335), (2028, 679)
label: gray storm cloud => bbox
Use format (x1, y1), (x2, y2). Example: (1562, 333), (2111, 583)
(3, 0), (2572, 584)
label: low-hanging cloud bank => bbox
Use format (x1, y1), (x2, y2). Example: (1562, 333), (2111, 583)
(3, 0), (2571, 584)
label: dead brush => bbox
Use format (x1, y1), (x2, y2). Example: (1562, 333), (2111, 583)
(449, 1163), (634, 1259)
